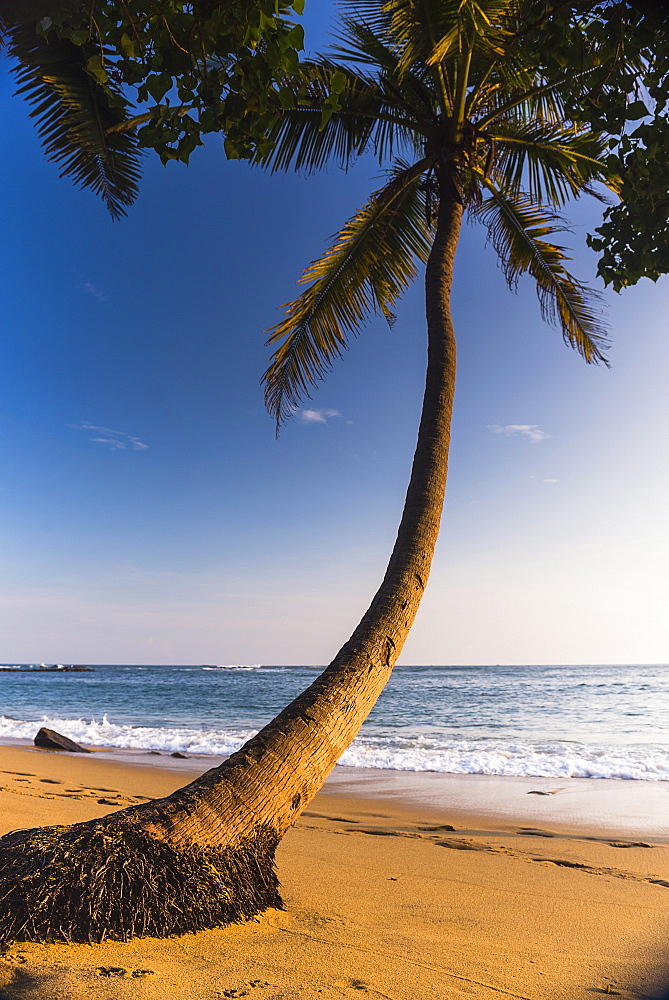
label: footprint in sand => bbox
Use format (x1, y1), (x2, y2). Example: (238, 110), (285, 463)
(333, 978), (372, 992)
(95, 967), (155, 978)
(39, 778), (61, 784)
(437, 839), (488, 851)
(1, 951), (28, 965)
(215, 984), (270, 998)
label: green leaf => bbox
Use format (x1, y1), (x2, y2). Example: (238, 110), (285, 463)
(293, 0), (305, 14)
(625, 100), (650, 120)
(119, 32), (136, 59)
(331, 70), (347, 94)
(282, 47), (299, 73)
(67, 29), (88, 46)
(224, 137), (242, 159)
(84, 55), (108, 85)
(278, 85), (296, 110)
(284, 24), (305, 49)
(319, 105), (334, 130)
(145, 73), (172, 104)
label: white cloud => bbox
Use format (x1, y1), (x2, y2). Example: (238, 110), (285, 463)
(69, 423), (148, 451)
(542, 478), (559, 483)
(297, 408), (341, 425)
(488, 424), (549, 444)
(89, 437), (126, 450)
(79, 279), (106, 301)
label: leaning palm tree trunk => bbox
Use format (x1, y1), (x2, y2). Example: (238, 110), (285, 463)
(0, 188), (461, 944)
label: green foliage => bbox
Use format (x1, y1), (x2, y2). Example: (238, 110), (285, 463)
(586, 116), (669, 291)
(264, 159), (433, 424)
(473, 188), (608, 362)
(7, 21), (142, 219)
(3, 1), (667, 289)
(257, 0), (618, 427)
(518, 1), (669, 290)
(1, 0), (307, 214)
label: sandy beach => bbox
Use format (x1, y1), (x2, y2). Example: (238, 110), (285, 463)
(0, 742), (668, 1000)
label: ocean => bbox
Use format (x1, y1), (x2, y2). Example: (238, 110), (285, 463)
(1, 662), (668, 781)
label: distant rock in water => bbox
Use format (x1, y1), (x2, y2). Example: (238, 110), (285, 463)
(36, 664), (93, 672)
(0, 664), (93, 672)
(170, 751), (188, 758)
(34, 727), (91, 753)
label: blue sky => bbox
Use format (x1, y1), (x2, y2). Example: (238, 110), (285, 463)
(1, 5), (668, 665)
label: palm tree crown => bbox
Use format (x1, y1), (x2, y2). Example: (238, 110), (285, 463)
(258, 0), (619, 427)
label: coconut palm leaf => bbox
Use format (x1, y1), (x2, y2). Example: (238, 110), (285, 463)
(258, 61), (427, 173)
(7, 24), (142, 219)
(426, 0), (516, 67)
(264, 158), (432, 426)
(476, 66), (597, 130)
(474, 181), (608, 363)
(336, 1), (395, 39)
(339, 0), (460, 111)
(489, 120), (618, 206)
(331, 19), (438, 124)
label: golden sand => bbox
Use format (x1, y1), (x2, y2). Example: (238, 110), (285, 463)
(0, 743), (667, 1000)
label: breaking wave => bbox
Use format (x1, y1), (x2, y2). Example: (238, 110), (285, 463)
(2, 714), (669, 780)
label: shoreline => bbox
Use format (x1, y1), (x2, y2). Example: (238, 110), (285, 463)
(1, 742), (669, 999)
(2, 736), (668, 838)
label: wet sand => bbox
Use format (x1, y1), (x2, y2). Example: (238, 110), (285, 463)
(0, 741), (668, 1000)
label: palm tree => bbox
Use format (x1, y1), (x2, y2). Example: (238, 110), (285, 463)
(0, 0), (618, 943)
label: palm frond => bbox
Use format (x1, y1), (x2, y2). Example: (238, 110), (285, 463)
(473, 181), (608, 363)
(335, 1), (395, 38)
(382, 0), (463, 70)
(331, 17), (403, 72)
(256, 61), (427, 173)
(489, 120), (617, 205)
(476, 67), (597, 130)
(427, 0), (516, 66)
(331, 19), (438, 122)
(264, 158), (433, 426)
(7, 24), (142, 219)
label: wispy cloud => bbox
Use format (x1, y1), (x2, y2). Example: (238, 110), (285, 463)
(488, 424), (549, 444)
(296, 408), (341, 425)
(542, 477), (559, 483)
(69, 423), (148, 451)
(78, 279), (107, 301)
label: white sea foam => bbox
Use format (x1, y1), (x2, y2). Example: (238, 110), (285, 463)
(0, 715), (256, 757)
(202, 664), (261, 671)
(2, 714), (669, 780)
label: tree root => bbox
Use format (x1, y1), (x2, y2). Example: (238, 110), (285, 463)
(0, 817), (281, 943)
